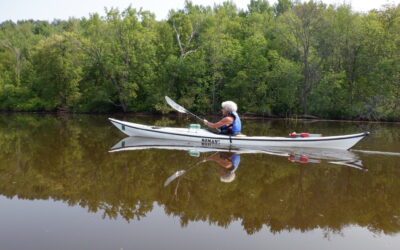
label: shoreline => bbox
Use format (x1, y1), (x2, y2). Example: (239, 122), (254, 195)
(1, 110), (399, 124)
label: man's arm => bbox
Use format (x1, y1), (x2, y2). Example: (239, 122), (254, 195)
(204, 117), (233, 129)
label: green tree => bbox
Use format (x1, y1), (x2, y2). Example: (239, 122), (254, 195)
(274, 0), (293, 16)
(102, 7), (157, 112)
(0, 1), (399, 120)
(32, 33), (83, 110)
(278, 1), (327, 115)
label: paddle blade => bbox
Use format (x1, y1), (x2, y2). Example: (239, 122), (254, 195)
(164, 170), (186, 187)
(165, 96), (187, 113)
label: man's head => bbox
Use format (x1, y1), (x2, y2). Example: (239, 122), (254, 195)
(221, 101), (238, 115)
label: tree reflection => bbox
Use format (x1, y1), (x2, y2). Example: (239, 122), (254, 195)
(0, 114), (400, 235)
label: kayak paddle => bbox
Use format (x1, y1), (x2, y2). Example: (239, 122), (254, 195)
(165, 96), (204, 123)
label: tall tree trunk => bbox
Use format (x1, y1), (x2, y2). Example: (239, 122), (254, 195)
(302, 47), (310, 115)
(120, 100), (128, 112)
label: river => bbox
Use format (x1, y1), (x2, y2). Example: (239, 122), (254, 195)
(0, 114), (399, 250)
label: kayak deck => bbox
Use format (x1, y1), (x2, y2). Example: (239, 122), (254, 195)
(109, 118), (369, 150)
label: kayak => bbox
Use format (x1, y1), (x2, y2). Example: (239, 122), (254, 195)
(108, 118), (369, 150)
(109, 137), (366, 170)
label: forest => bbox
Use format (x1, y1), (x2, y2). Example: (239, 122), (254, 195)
(0, 0), (399, 120)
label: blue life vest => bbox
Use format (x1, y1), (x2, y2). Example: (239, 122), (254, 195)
(220, 111), (242, 135)
(230, 153), (241, 173)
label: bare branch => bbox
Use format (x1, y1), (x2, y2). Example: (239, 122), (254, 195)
(182, 48), (198, 58)
(172, 19), (184, 56)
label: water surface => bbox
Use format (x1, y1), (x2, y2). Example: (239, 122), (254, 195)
(0, 114), (399, 250)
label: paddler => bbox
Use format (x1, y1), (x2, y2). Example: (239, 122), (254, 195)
(203, 101), (242, 135)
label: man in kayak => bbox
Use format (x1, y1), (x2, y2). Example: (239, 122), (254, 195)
(203, 101), (242, 135)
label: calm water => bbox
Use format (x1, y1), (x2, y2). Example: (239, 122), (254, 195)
(0, 114), (400, 250)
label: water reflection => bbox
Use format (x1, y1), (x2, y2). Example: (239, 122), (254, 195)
(162, 151), (241, 186)
(0, 114), (400, 237)
(110, 136), (367, 172)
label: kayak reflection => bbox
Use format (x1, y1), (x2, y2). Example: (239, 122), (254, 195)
(110, 137), (366, 172)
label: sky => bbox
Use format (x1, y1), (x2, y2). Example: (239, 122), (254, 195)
(0, 0), (399, 22)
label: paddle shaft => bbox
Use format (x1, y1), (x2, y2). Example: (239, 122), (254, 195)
(165, 96), (220, 132)
(184, 109), (204, 123)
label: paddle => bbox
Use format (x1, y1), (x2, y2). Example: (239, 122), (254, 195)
(165, 96), (204, 123)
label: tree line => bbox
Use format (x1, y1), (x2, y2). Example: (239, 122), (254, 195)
(0, 0), (399, 120)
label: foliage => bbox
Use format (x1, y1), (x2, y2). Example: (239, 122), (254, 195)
(0, 1), (399, 120)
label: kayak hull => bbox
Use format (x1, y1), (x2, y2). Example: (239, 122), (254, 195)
(109, 118), (369, 150)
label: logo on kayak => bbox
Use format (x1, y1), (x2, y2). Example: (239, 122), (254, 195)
(201, 138), (220, 145)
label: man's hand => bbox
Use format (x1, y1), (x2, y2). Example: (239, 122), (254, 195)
(203, 119), (208, 125)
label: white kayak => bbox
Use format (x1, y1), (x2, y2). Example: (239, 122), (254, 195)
(109, 118), (369, 150)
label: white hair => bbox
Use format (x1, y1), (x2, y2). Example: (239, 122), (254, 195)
(220, 172), (236, 183)
(221, 101), (238, 112)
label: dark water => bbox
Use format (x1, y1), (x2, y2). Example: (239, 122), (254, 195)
(0, 114), (400, 250)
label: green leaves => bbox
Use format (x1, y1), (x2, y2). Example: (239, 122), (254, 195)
(0, 2), (399, 120)
(32, 33), (83, 110)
